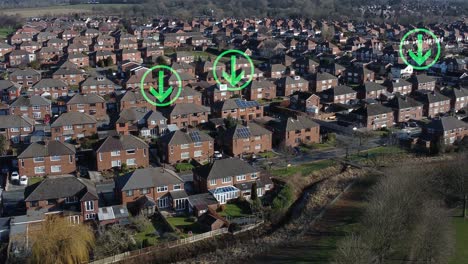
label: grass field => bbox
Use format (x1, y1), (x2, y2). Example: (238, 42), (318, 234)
(2, 4), (133, 17)
(271, 159), (336, 178)
(450, 216), (468, 264)
(0, 27), (14, 39)
(218, 202), (252, 218)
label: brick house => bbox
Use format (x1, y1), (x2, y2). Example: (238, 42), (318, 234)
(289, 91), (321, 113)
(0, 43), (14, 57)
(0, 80), (22, 102)
(293, 57), (319, 74)
(120, 49), (142, 63)
(36, 47), (62, 65)
(386, 95), (423, 123)
(51, 112), (97, 142)
(95, 134), (149, 171)
(203, 84), (241, 105)
(169, 86), (202, 105)
(80, 75), (115, 96)
(67, 94), (107, 120)
(118, 90), (155, 111)
(276, 76), (309, 96)
(267, 64), (286, 79)
(67, 52), (90, 68)
(9, 96), (51, 122)
(245, 80), (277, 101)
(442, 87), (468, 112)
(414, 90), (451, 118)
(7, 50), (35, 67)
(270, 116), (320, 147)
(0, 115), (34, 144)
(91, 50), (116, 67)
(164, 103), (211, 129)
(17, 141), (76, 177)
(313, 72), (338, 92)
(9, 68), (41, 88)
(321, 85), (357, 104)
(222, 122), (272, 157)
(115, 107), (152, 136)
(386, 79), (412, 95)
(212, 99), (264, 121)
(351, 104), (394, 130)
(115, 167), (187, 214)
(422, 116), (468, 146)
(159, 129), (214, 164)
(30, 79), (68, 99)
(52, 61), (86, 86)
(357, 82), (388, 100)
(410, 74), (436, 92)
(193, 158), (273, 203)
(24, 175), (99, 223)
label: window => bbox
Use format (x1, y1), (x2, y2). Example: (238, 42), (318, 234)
(181, 144), (189, 149)
(173, 184), (181, 190)
(251, 173), (258, 179)
(111, 150), (120, 156)
(50, 155), (61, 161)
(85, 201), (94, 211)
(111, 160), (121, 167)
(126, 158), (136, 166)
(210, 179), (217, 186)
(34, 166), (45, 174)
(51, 165), (61, 173)
(222, 177), (231, 183)
(65, 196), (78, 203)
(30, 201), (39, 207)
(126, 149), (135, 154)
(157, 186), (168, 192)
(10, 128), (19, 132)
(85, 213), (96, 220)
(236, 175), (246, 181)
(63, 125), (73, 130)
(158, 197), (169, 208)
(194, 150), (203, 157)
(47, 199), (57, 205)
(33, 157), (44, 163)
(194, 142), (203, 147)
(181, 152), (190, 159)
(69, 215), (80, 224)
(125, 190), (133, 196)
(23, 127), (31, 132)
(140, 188), (149, 194)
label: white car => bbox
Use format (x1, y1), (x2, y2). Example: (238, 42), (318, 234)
(214, 151), (223, 159)
(19, 176), (28, 186)
(11, 171), (20, 182)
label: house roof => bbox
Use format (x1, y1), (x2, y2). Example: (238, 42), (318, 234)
(386, 95), (422, 109)
(81, 75), (115, 87)
(416, 90), (450, 104)
(96, 135), (148, 153)
(0, 115), (34, 129)
(97, 205), (129, 221)
(116, 107), (151, 123)
(67, 93), (105, 105)
(352, 103), (393, 117)
(425, 116), (467, 132)
(18, 140), (75, 159)
(316, 72), (338, 81)
(272, 116), (319, 132)
(9, 68), (40, 77)
(25, 175), (98, 202)
(168, 103), (210, 116)
(225, 122), (271, 140)
(0, 80), (21, 91)
(160, 129), (213, 145)
(32, 78), (67, 89)
(116, 167), (183, 191)
(193, 157), (259, 180)
(51, 112), (97, 127)
(10, 96), (50, 107)
(187, 193), (218, 211)
(363, 82), (386, 92)
(332, 85), (356, 96)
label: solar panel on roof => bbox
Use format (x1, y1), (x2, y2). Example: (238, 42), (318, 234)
(237, 127), (251, 138)
(189, 131), (201, 142)
(235, 99), (259, 108)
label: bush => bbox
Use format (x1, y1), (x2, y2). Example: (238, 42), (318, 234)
(131, 215), (152, 233)
(228, 223), (241, 233)
(175, 162), (194, 172)
(272, 184), (294, 211)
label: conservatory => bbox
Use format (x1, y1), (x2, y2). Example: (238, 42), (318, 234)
(209, 186), (240, 204)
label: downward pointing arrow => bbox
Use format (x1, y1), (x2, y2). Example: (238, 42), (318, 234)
(149, 71), (173, 102)
(222, 55), (245, 86)
(408, 34), (432, 66)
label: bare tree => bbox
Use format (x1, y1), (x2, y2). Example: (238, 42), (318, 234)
(333, 234), (375, 264)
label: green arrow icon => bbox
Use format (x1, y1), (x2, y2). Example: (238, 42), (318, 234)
(149, 71), (173, 102)
(222, 56), (245, 86)
(408, 34), (432, 66)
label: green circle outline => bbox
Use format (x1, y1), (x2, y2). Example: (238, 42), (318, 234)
(212, 49), (255, 91)
(140, 65), (182, 107)
(399, 28), (441, 71)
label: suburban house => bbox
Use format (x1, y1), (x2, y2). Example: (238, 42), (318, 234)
(9, 96), (51, 122)
(0, 80), (21, 102)
(169, 86), (202, 105)
(414, 90), (451, 118)
(115, 167), (187, 215)
(357, 82), (388, 100)
(9, 68), (41, 88)
(193, 157), (273, 203)
(51, 112), (98, 142)
(66, 94), (107, 120)
(17, 141), (76, 177)
(276, 76), (309, 96)
(52, 61), (86, 86)
(421, 116), (468, 146)
(442, 87), (468, 112)
(386, 95), (423, 123)
(118, 90), (155, 111)
(269, 116), (320, 147)
(115, 107), (153, 136)
(289, 91), (321, 114)
(351, 104), (394, 130)
(164, 103), (211, 129)
(80, 75), (116, 95)
(313, 72), (338, 93)
(30, 79), (69, 99)
(0, 115), (34, 144)
(212, 99), (264, 121)
(24, 175), (99, 223)
(222, 122), (273, 157)
(386, 78), (412, 95)
(159, 129), (214, 164)
(94, 134), (149, 171)
(245, 79), (277, 101)
(321, 85), (357, 104)
(410, 74), (436, 92)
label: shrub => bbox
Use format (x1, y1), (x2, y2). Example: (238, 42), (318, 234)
(130, 215), (152, 233)
(272, 184), (294, 211)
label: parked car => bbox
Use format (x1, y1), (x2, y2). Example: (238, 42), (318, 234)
(11, 171), (19, 182)
(214, 151), (223, 159)
(19, 176), (28, 186)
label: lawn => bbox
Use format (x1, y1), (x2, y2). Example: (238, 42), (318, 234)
(166, 216), (203, 234)
(2, 4), (133, 17)
(450, 217), (468, 264)
(271, 159), (336, 177)
(0, 27), (14, 39)
(349, 146), (408, 162)
(218, 201), (252, 218)
(174, 163), (194, 172)
(258, 151), (277, 159)
(28, 177), (44, 186)
(133, 218), (160, 246)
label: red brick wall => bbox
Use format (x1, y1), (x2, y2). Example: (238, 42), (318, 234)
(19, 155), (76, 177)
